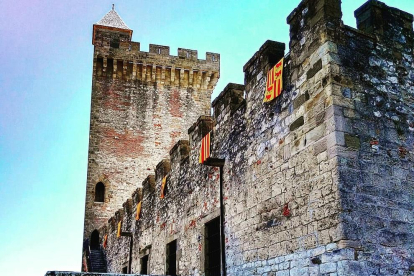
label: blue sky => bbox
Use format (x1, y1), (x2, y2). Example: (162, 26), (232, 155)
(0, 0), (413, 275)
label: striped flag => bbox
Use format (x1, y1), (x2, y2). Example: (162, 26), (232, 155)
(83, 256), (89, 272)
(160, 176), (167, 199)
(117, 221), (122, 238)
(264, 58), (284, 102)
(135, 201), (142, 220)
(103, 234), (108, 249)
(199, 132), (211, 164)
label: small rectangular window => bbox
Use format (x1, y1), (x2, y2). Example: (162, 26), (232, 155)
(205, 217), (221, 276)
(166, 240), (177, 275)
(140, 255), (149, 274)
(110, 39), (120, 48)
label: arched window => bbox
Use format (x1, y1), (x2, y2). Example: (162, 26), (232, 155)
(95, 182), (105, 202)
(90, 230), (100, 249)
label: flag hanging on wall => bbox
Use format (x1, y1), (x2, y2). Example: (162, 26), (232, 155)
(135, 201), (142, 220)
(264, 58), (284, 102)
(83, 256), (89, 272)
(199, 131), (211, 164)
(103, 234), (108, 249)
(160, 176), (167, 199)
(117, 221), (122, 238)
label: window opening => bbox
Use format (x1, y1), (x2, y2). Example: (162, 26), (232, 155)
(166, 240), (177, 275)
(122, 266), (128, 274)
(205, 217), (221, 276)
(110, 39), (120, 48)
(95, 182), (105, 202)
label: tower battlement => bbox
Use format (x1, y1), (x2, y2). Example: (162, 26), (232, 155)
(92, 42), (220, 89)
(92, 16), (219, 89)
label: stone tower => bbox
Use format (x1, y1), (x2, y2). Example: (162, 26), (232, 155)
(83, 6), (220, 242)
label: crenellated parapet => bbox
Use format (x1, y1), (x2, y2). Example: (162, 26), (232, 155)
(212, 83), (245, 122)
(169, 140), (190, 164)
(92, 39), (220, 89)
(188, 115), (215, 141)
(243, 40), (285, 92)
(355, 0), (413, 45)
(122, 199), (133, 216)
(142, 175), (156, 199)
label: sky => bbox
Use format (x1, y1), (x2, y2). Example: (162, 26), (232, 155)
(0, 0), (413, 275)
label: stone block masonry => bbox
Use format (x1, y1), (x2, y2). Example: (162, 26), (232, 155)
(73, 1), (414, 276)
(83, 7), (220, 243)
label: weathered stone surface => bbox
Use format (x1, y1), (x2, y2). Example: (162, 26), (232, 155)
(77, 1), (414, 276)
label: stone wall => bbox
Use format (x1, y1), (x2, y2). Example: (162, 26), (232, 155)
(83, 20), (220, 240)
(83, 0), (414, 275)
(334, 1), (414, 274)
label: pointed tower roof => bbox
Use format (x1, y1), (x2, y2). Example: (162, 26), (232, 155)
(96, 4), (131, 30)
(92, 5), (133, 45)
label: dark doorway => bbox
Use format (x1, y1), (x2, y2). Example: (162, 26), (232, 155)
(205, 217), (221, 276)
(122, 266), (128, 274)
(166, 240), (177, 275)
(95, 182), (105, 202)
(90, 230), (100, 249)
(140, 255), (149, 274)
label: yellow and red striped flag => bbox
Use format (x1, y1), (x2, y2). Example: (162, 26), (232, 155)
(199, 132), (211, 164)
(160, 176), (167, 199)
(135, 201), (142, 220)
(264, 58), (284, 102)
(117, 221), (122, 238)
(103, 234), (108, 249)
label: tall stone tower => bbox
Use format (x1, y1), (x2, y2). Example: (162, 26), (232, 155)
(83, 6), (220, 242)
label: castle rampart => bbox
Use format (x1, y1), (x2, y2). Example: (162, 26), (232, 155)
(77, 1), (414, 275)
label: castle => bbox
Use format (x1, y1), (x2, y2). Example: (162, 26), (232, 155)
(47, 0), (414, 275)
